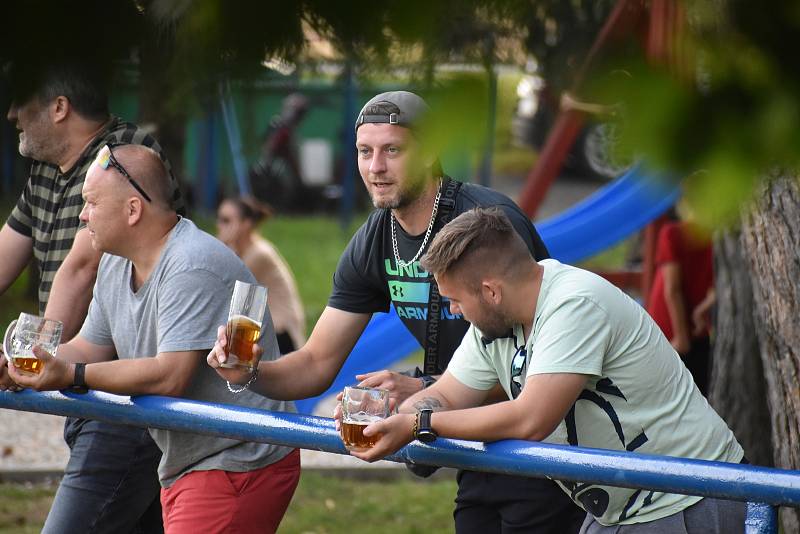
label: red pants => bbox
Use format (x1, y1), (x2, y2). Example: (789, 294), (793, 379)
(161, 449), (301, 534)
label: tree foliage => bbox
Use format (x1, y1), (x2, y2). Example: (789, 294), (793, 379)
(522, 0), (618, 89)
(587, 0), (800, 227)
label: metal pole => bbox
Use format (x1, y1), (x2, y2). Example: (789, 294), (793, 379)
(1, 389), (799, 514)
(745, 502), (779, 534)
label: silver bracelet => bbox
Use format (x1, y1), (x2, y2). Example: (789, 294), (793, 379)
(227, 367), (259, 394)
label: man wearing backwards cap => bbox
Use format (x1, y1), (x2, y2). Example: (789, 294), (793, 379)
(209, 90), (584, 533)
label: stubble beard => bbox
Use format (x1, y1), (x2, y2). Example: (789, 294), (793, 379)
(371, 192), (405, 210)
(368, 176), (412, 210)
(18, 132), (42, 160)
(473, 300), (514, 340)
(18, 117), (65, 165)
(476, 318), (512, 340)
(368, 169), (430, 211)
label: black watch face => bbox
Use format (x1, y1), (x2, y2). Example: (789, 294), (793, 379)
(417, 430), (437, 443)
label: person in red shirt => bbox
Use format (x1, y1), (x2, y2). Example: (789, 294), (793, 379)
(647, 203), (715, 395)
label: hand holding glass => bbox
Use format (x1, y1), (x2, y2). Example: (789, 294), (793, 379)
(220, 281), (268, 372)
(3, 313), (63, 375)
(340, 386), (390, 451)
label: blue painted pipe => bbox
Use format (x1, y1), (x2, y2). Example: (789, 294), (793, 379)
(745, 503), (779, 534)
(1, 390), (798, 514)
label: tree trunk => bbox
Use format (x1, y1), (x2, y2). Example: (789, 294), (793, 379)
(740, 173), (800, 531)
(708, 231), (773, 467)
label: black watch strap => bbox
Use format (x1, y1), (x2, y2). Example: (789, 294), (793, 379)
(71, 362), (89, 394)
(414, 408), (438, 443)
(419, 408), (432, 429)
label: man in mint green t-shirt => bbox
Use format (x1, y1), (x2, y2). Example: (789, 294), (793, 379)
(347, 207), (746, 533)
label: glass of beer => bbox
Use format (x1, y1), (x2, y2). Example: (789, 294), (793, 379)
(3, 313), (63, 375)
(340, 386), (390, 451)
(220, 280), (268, 372)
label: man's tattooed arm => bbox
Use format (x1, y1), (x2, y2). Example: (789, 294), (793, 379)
(412, 397), (444, 412)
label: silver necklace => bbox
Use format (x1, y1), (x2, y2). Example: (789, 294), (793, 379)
(391, 180), (443, 269)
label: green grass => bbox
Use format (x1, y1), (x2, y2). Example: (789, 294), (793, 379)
(0, 481), (59, 534)
(0, 473), (459, 534)
(279, 471), (457, 534)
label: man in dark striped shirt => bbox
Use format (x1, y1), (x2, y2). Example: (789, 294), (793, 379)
(1, 58), (182, 534)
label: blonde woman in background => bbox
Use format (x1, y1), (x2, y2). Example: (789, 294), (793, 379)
(217, 196), (306, 353)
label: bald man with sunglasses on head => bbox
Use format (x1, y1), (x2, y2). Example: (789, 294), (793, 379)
(10, 144), (300, 534)
(1, 57), (182, 534)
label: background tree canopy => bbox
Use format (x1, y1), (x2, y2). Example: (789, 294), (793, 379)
(2, 0), (799, 528)
(5, 0), (796, 225)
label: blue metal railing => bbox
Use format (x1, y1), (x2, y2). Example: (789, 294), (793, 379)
(1, 390), (797, 533)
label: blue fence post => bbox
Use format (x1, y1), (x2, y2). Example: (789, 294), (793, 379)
(744, 502), (779, 534)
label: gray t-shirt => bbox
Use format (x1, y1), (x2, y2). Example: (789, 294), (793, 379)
(80, 217), (295, 487)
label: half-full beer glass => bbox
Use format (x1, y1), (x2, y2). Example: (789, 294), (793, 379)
(220, 280), (268, 372)
(3, 313), (63, 375)
(340, 386), (390, 451)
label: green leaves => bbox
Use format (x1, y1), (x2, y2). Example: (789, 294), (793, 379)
(578, 0), (800, 229)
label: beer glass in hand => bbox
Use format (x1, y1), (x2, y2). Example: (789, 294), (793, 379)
(3, 313), (63, 375)
(340, 386), (390, 451)
(220, 280), (268, 372)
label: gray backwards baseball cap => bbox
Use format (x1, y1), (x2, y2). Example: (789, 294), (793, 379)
(354, 91), (429, 132)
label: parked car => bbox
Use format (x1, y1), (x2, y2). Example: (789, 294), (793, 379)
(512, 73), (632, 180)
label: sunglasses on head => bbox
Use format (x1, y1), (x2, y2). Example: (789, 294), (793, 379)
(96, 144), (152, 202)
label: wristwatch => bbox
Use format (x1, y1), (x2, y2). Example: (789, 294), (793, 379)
(70, 362), (89, 394)
(413, 408), (438, 443)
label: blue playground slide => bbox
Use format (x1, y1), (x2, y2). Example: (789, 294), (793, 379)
(536, 166), (679, 263)
(293, 167), (679, 414)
